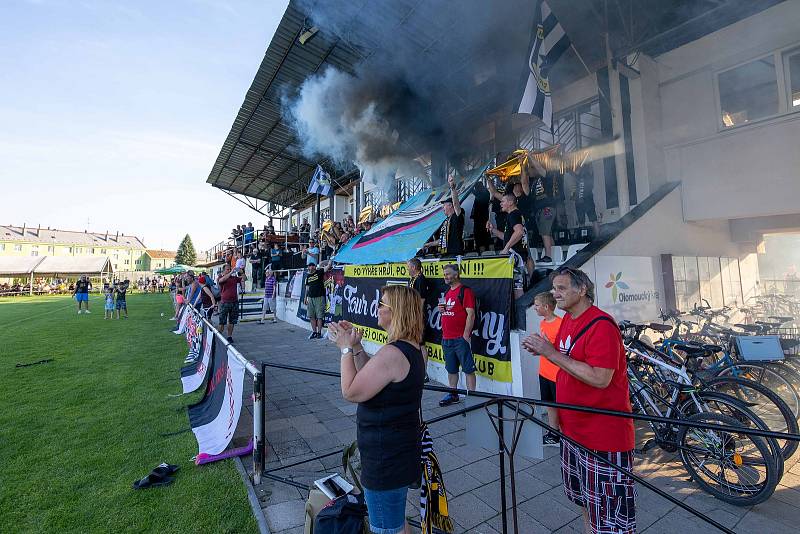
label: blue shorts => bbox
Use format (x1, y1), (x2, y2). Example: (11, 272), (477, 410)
(442, 337), (476, 375)
(363, 486), (409, 534)
(75, 293), (88, 302)
(116, 300), (127, 310)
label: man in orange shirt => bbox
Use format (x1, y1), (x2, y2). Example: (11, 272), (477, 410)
(534, 292), (562, 445)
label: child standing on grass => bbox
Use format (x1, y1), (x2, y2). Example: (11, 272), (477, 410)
(533, 291), (563, 446)
(114, 281), (129, 320)
(103, 284), (115, 319)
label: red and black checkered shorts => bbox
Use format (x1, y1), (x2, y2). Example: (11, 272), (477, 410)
(561, 439), (637, 534)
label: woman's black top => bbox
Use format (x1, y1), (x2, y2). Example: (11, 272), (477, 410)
(357, 340), (424, 490)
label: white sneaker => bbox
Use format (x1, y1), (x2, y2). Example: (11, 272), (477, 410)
(84, 310), (91, 314)
(77, 310), (82, 314)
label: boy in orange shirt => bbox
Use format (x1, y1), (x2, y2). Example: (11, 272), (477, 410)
(534, 292), (563, 445)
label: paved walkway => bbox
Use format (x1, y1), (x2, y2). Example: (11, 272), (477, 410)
(230, 319), (800, 533)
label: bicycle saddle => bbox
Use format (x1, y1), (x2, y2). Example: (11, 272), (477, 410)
(669, 341), (708, 356)
(647, 323), (672, 333)
(734, 323), (762, 333)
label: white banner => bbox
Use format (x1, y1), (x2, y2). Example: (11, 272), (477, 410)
(187, 342), (247, 455)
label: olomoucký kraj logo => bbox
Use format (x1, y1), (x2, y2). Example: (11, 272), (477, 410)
(605, 272), (629, 303)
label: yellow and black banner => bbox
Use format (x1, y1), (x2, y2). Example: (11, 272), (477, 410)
(342, 258), (514, 382)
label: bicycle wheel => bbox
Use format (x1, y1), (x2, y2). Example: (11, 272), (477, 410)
(678, 412), (779, 506)
(703, 376), (799, 459)
(714, 362), (800, 419)
(680, 391), (784, 481)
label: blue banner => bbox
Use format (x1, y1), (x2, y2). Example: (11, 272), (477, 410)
(334, 165), (487, 264)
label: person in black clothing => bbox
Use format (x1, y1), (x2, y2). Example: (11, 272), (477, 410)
(304, 261), (331, 339)
(328, 285), (424, 534)
(73, 275), (92, 314)
(487, 192), (529, 296)
(407, 257), (431, 381)
(424, 175), (464, 256)
(114, 280), (129, 319)
(526, 160), (559, 263)
(248, 246), (262, 288)
(573, 164), (600, 237)
(471, 180), (491, 252)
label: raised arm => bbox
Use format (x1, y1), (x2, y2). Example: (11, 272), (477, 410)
(448, 175), (462, 216)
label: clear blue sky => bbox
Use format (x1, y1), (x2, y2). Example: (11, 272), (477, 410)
(0, 0), (289, 252)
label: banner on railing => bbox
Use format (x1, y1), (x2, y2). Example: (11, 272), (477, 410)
(187, 338), (247, 455)
(342, 258), (514, 382)
(181, 323), (215, 394)
(296, 268), (345, 324)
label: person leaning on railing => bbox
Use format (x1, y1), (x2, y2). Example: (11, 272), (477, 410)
(522, 266), (636, 534)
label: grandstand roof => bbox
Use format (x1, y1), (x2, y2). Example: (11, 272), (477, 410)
(145, 249), (176, 259)
(207, 0), (782, 210)
(0, 225), (146, 249)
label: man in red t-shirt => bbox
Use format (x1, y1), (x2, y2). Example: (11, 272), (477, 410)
(438, 264), (476, 407)
(523, 266), (636, 534)
(216, 263), (246, 344)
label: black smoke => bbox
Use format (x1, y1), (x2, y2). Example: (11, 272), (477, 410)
(286, 0), (534, 189)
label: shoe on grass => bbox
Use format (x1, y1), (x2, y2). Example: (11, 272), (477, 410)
(77, 310), (82, 314)
(227, 336), (234, 343)
(439, 393), (460, 407)
(258, 320), (264, 325)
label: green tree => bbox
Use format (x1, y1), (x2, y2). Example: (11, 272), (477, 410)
(175, 234), (197, 266)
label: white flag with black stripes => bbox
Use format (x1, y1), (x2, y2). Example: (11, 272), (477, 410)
(517, 0), (571, 129)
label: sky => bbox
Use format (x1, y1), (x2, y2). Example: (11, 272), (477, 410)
(0, 0), (290, 252)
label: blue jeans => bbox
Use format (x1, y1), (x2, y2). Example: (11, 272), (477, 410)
(442, 337), (476, 375)
(363, 486), (409, 534)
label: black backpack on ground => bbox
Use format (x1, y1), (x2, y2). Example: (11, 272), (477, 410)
(313, 493), (368, 534)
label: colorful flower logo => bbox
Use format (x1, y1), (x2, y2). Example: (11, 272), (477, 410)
(605, 272), (629, 302)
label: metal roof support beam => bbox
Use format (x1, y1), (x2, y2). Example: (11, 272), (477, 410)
(215, 187), (270, 217)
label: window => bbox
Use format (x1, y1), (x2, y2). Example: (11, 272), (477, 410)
(47, 246), (54, 253)
(68, 247), (74, 254)
(135, 259), (141, 265)
(14, 244), (22, 252)
(101, 248), (107, 254)
(91, 248), (96, 254)
(786, 49), (800, 108)
(31, 251), (38, 257)
(0, 243), (5, 250)
(718, 56), (779, 127)
(76, 247), (83, 254)
(124, 259), (130, 265)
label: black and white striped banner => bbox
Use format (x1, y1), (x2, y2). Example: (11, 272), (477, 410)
(187, 337), (246, 455)
(180, 324), (214, 394)
(517, 0), (571, 128)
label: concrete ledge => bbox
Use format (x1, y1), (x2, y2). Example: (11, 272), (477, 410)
(235, 456), (271, 534)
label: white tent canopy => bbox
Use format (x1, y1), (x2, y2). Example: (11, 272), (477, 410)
(34, 256), (113, 276)
(0, 256), (113, 295)
(0, 256), (45, 275)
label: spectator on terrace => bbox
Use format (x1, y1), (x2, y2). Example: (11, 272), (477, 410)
(197, 274), (217, 320)
(270, 242), (282, 276)
(233, 225), (243, 247)
(328, 285), (424, 534)
(572, 164), (600, 238)
(522, 267), (635, 534)
(249, 246), (262, 289)
(471, 180), (491, 253)
(487, 192), (529, 296)
(527, 161), (560, 263)
(244, 222), (255, 244)
(299, 219), (311, 244)
(343, 214), (355, 234)
(424, 175), (464, 256)
(303, 239), (320, 266)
